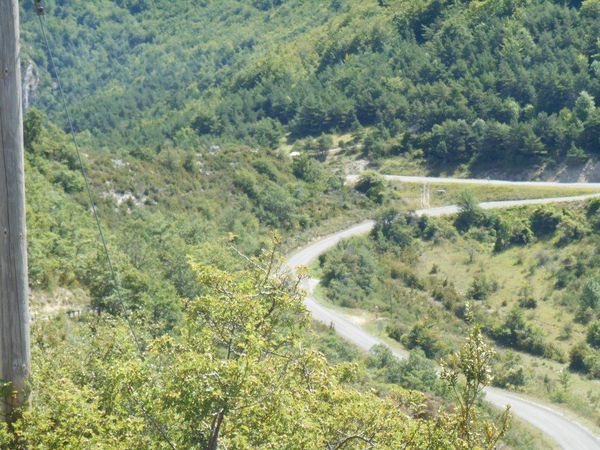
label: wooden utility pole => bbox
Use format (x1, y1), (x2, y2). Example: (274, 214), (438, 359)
(0, 0), (31, 418)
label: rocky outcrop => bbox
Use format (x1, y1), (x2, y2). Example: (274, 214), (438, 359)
(22, 62), (39, 112)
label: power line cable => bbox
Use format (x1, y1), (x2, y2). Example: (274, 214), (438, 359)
(35, 9), (143, 351)
(34, 4), (177, 448)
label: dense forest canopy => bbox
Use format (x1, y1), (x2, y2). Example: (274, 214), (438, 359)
(21, 0), (600, 168)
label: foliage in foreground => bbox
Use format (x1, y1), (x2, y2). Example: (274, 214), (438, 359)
(3, 256), (508, 449)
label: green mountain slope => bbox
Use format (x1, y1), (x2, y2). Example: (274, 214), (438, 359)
(10, 0), (600, 447)
(21, 0), (600, 169)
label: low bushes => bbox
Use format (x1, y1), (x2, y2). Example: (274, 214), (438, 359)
(354, 171), (387, 204)
(490, 308), (549, 357)
(569, 342), (600, 378)
(395, 320), (449, 359)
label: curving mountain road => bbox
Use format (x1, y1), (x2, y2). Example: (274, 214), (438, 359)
(285, 188), (600, 450)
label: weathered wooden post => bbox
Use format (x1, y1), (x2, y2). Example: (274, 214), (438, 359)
(0, 0), (31, 419)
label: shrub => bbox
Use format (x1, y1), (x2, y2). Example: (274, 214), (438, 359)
(389, 262), (423, 289)
(569, 342), (600, 378)
(386, 323), (405, 343)
(493, 353), (527, 389)
(292, 155), (323, 182)
(576, 277), (600, 323)
(454, 191), (487, 232)
(371, 209), (415, 250)
(192, 110), (222, 135)
(492, 308), (547, 356)
(255, 182), (297, 228)
(432, 280), (463, 314)
(354, 171), (386, 204)
(493, 215), (534, 251)
(518, 297), (538, 309)
(517, 287), (537, 309)
(581, 277), (600, 311)
(385, 222), (413, 249)
(557, 215), (588, 245)
(510, 225), (534, 246)
(576, 306), (596, 325)
(530, 208), (561, 237)
(393, 349), (441, 393)
(587, 321), (600, 349)
(24, 108), (44, 151)
(367, 344), (399, 371)
(417, 215), (438, 240)
(586, 198), (600, 217)
(554, 268), (572, 289)
(53, 167), (85, 193)
(417, 215), (456, 242)
(464, 227), (495, 244)
(321, 238), (377, 307)
(250, 118), (283, 148)
(399, 321), (448, 358)
(468, 274), (497, 301)
(252, 158), (280, 181)
(362, 133), (387, 159)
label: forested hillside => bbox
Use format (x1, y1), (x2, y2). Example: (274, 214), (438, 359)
(13, 114), (524, 448)
(21, 0), (600, 170)
(23, 106), (368, 322)
(8, 0), (600, 447)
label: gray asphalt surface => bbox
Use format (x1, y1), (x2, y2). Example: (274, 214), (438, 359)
(285, 190), (600, 450)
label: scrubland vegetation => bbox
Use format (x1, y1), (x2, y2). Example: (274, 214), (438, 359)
(316, 196), (600, 426)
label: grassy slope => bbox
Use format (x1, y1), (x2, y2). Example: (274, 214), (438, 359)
(311, 198), (600, 431)
(413, 228), (600, 426)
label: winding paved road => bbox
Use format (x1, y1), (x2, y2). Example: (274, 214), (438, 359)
(286, 186), (600, 450)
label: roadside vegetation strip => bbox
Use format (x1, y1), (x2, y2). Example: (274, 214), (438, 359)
(286, 194), (600, 450)
(350, 172), (600, 211)
(413, 192), (600, 217)
(347, 174), (600, 189)
(390, 181), (600, 208)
